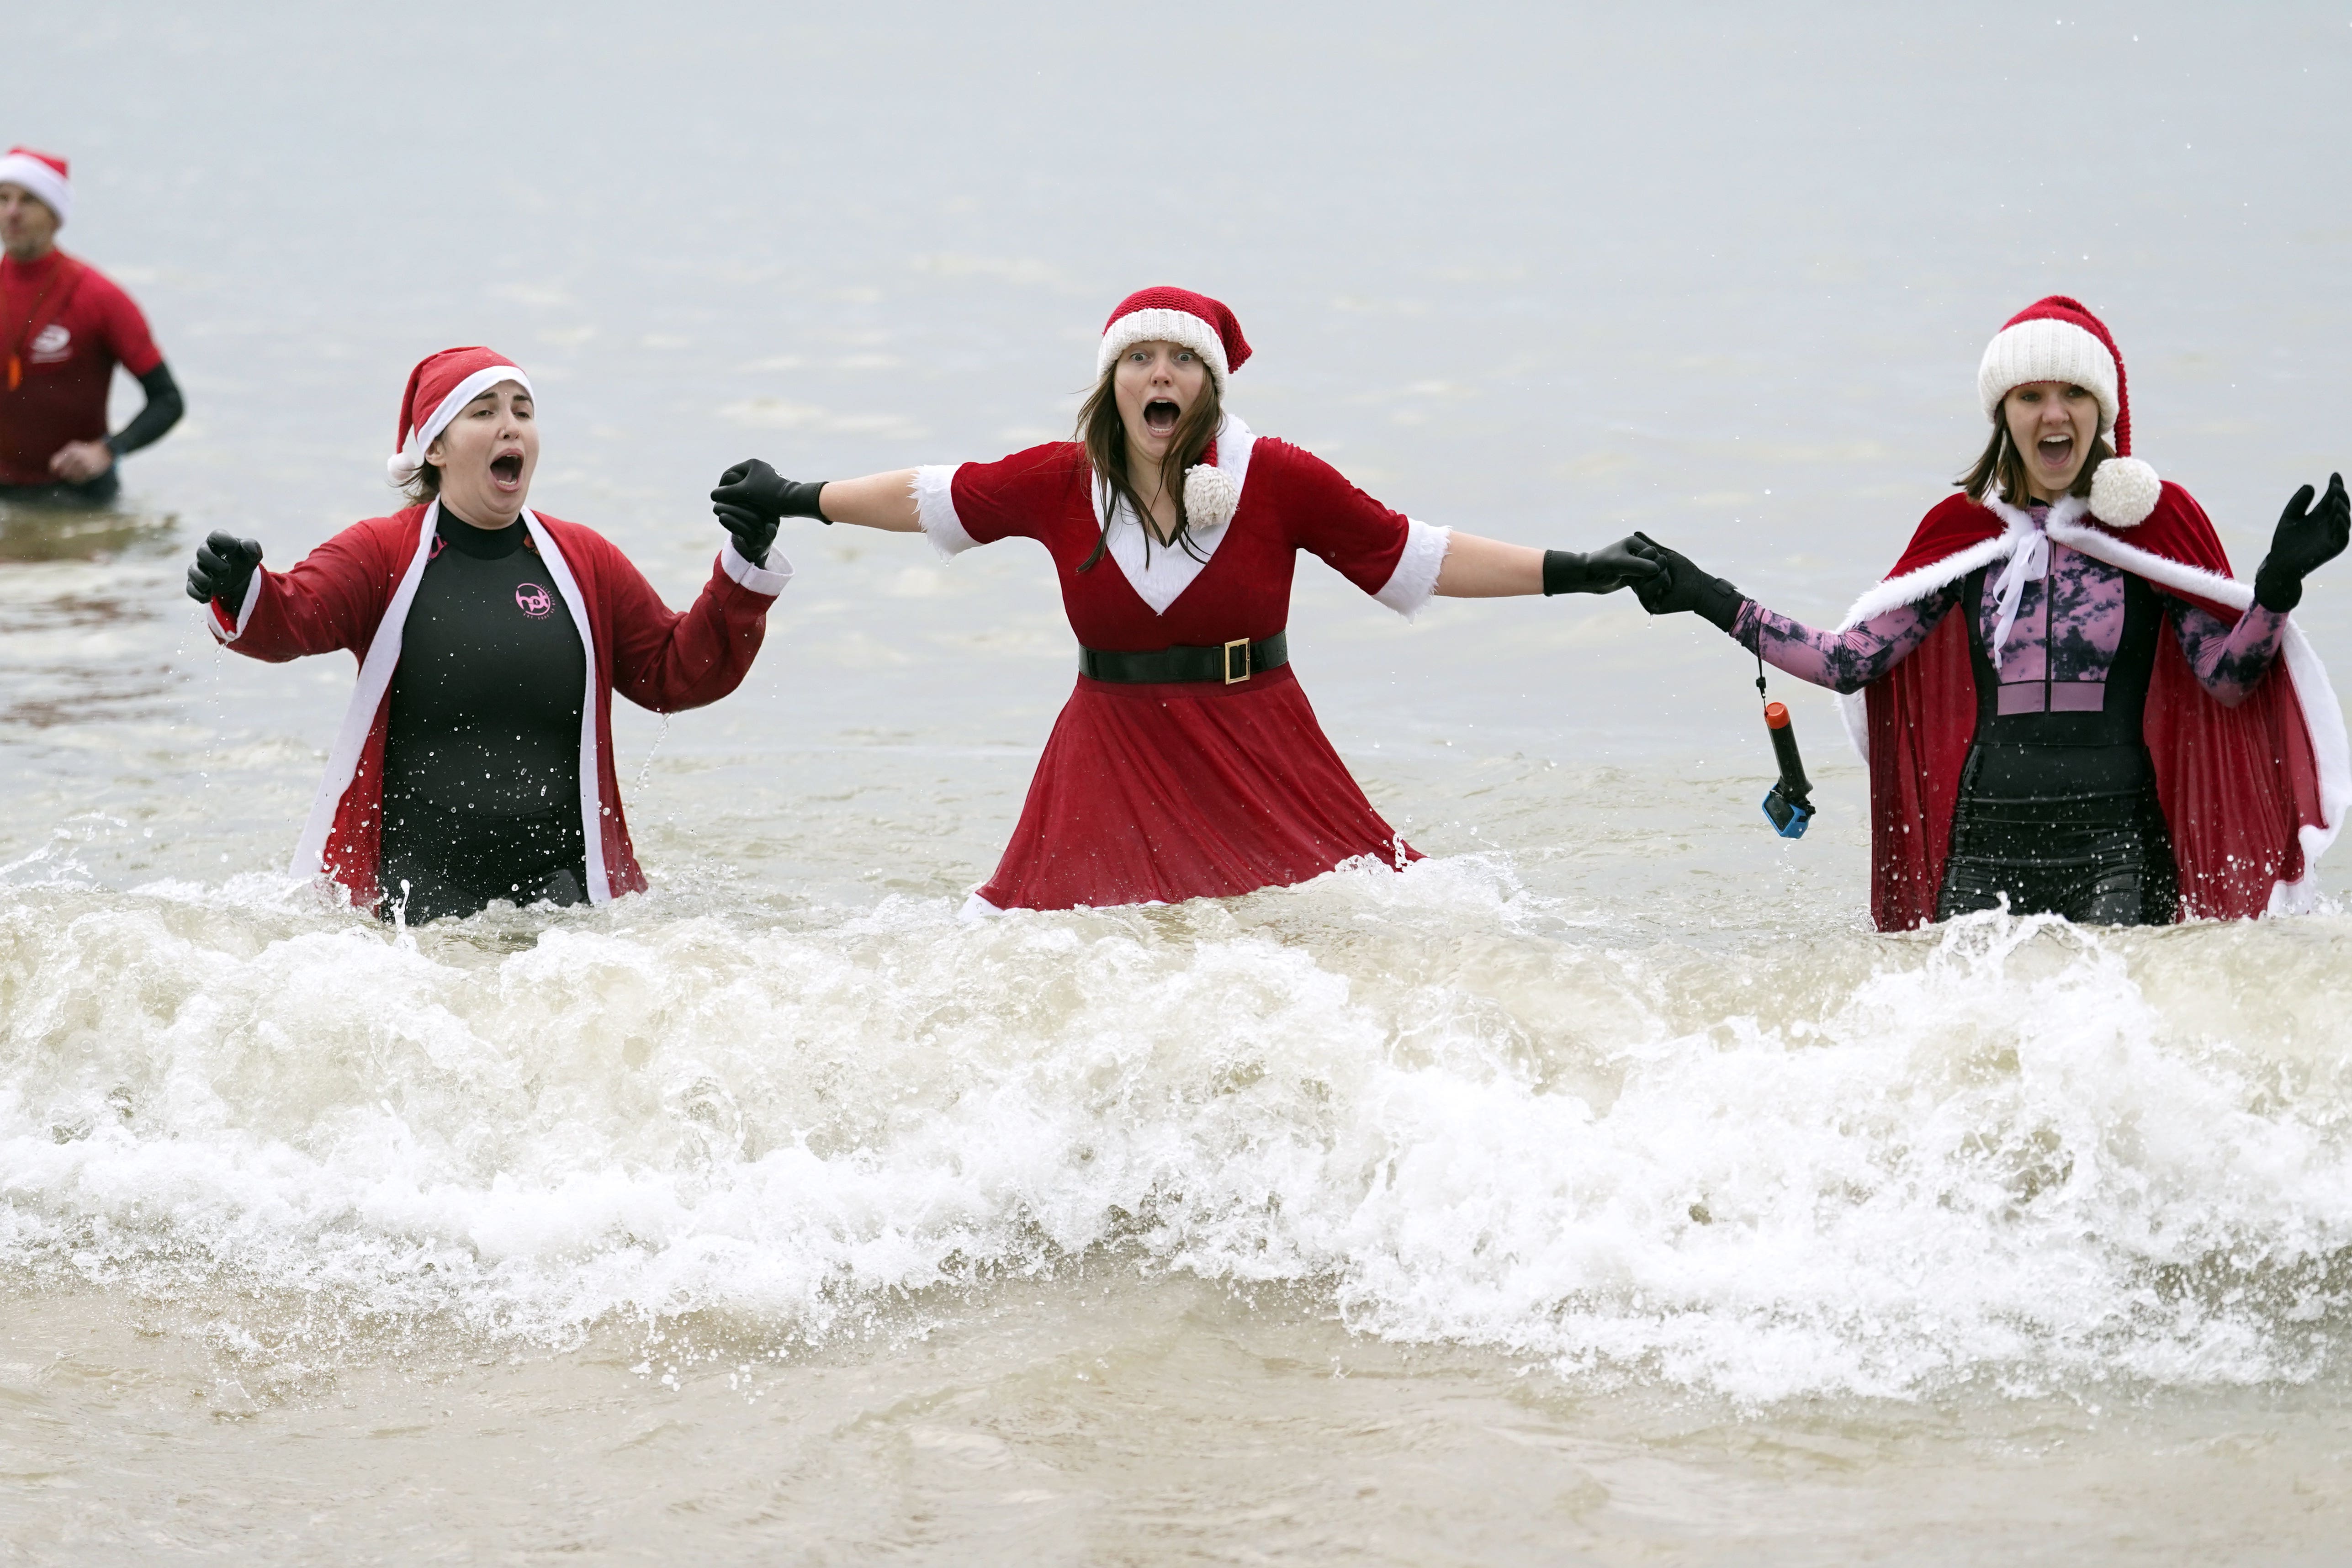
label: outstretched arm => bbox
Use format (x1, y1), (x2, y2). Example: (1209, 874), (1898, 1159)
(712, 461), (920, 535)
(1433, 533), (1660, 598)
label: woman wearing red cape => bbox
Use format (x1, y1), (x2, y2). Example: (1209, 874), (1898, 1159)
(711, 286), (1661, 912)
(1631, 297), (2348, 930)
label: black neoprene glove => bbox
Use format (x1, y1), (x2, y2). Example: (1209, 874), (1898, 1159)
(713, 503), (779, 566)
(1542, 536), (1665, 596)
(1625, 532), (1745, 633)
(184, 530), (262, 608)
(711, 459), (831, 525)
(2253, 473), (2349, 613)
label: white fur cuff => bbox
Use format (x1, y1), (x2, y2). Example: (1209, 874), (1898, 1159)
(1374, 519), (1451, 619)
(720, 538), (794, 595)
(913, 465), (979, 557)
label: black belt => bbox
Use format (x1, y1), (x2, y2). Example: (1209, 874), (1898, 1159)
(1079, 632), (1288, 685)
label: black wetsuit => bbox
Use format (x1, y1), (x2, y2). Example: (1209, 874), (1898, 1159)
(377, 506), (590, 921)
(1936, 562), (2179, 925)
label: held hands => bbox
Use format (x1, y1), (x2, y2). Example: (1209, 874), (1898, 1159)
(1542, 536), (1665, 596)
(184, 531), (262, 608)
(712, 458), (833, 567)
(2254, 472), (2349, 613)
(1625, 533), (1746, 633)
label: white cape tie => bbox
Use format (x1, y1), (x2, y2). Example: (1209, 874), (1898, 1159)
(1986, 522), (2049, 673)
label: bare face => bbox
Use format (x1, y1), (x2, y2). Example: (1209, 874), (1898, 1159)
(424, 382), (539, 527)
(2002, 381), (2103, 502)
(1112, 340), (1210, 471)
(0, 184), (59, 262)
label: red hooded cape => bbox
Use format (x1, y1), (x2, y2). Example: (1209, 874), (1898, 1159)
(1833, 482), (2347, 930)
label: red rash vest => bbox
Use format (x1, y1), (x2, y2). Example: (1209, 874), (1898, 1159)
(0, 248), (163, 485)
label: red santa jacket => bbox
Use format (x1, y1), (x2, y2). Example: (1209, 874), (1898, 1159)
(208, 501), (789, 909)
(1832, 483), (2346, 930)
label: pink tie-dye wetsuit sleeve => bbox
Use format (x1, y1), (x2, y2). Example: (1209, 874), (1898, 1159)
(2163, 597), (2290, 707)
(1728, 582), (1962, 694)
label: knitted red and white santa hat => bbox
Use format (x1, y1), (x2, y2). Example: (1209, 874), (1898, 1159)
(387, 346), (534, 484)
(1976, 295), (2160, 527)
(0, 148), (71, 224)
(1097, 286), (1252, 393)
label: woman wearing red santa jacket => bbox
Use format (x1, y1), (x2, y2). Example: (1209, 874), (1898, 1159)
(710, 285), (1661, 912)
(1628, 296), (2348, 929)
(185, 346), (792, 921)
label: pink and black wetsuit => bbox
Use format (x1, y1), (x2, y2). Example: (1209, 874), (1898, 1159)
(1733, 501), (2288, 922)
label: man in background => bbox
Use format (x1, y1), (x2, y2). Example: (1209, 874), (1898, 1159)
(0, 147), (183, 505)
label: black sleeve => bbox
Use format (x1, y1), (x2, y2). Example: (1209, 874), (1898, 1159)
(105, 361), (185, 459)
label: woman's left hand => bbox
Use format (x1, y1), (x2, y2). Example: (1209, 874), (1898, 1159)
(2254, 473), (2349, 612)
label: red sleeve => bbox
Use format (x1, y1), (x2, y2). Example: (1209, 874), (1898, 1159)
(216, 517), (407, 663)
(86, 270), (163, 377)
(1253, 439), (1411, 596)
(947, 442), (1087, 545)
(589, 536), (776, 713)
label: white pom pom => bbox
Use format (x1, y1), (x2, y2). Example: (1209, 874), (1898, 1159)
(2088, 455), (2160, 528)
(387, 450), (422, 484)
(1184, 464), (1241, 530)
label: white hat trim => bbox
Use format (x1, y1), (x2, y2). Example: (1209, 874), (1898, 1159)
(386, 364), (535, 482)
(0, 153), (70, 225)
(1097, 308), (1231, 388)
(1978, 318), (2119, 434)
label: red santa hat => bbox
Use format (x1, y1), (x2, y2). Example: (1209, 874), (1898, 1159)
(387, 346), (534, 484)
(0, 147), (70, 225)
(1097, 286), (1252, 393)
(1976, 295), (2160, 528)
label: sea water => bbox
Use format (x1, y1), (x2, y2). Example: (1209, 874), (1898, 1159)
(6, 3), (2351, 1561)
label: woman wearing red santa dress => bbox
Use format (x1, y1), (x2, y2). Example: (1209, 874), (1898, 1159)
(185, 346), (793, 921)
(711, 286), (1659, 912)
(1627, 296), (2348, 929)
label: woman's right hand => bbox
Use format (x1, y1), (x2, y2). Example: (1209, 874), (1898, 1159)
(710, 459), (831, 525)
(1626, 533), (1745, 632)
(185, 530), (262, 606)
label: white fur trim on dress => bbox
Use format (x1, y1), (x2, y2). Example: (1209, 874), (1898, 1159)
(1978, 318), (2118, 434)
(1086, 412), (1256, 616)
(912, 464), (978, 557)
(205, 570), (265, 644)
(720, 538), (794, 596)
(1096, 308), (1232, 391)
(1829, 499), (2346, 908)
(387, 366), (536, 484)
(1374, 519), (1451, 620)
(2087, 456), (2160, 528)
(292, 501), (616, 906)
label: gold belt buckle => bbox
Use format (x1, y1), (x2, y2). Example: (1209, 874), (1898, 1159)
(1223, 637), (1251, 684)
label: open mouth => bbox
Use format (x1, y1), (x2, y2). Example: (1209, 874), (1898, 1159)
(2035, 435), (2075, 469)
(489, 452), (524, 486)
(1142, 399), (1181, 438)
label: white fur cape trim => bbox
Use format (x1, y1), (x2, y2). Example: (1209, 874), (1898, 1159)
(292, 502), (615, 906)
(1828, 496), (2346, 909)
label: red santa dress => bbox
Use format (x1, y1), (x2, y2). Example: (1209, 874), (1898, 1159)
(1834, 483), (2347, 929)
(208, 502), (789, 910)
(915, 413), (1450, 911)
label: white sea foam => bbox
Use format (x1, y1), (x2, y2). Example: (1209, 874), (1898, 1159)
(2, 859), (2347, 1402)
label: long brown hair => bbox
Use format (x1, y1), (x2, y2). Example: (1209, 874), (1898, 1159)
(1959, 391), (2113, 505)
(1074, 360), (1224, 571)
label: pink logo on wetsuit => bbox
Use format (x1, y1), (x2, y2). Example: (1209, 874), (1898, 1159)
(515, 583), (553, 618)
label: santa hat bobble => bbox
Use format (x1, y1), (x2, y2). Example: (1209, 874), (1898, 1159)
(0, 147), (71, 224)
(387, 347), (533, 484)
(1097, 287), (1250, 529)
(1977, 295), (2160, 527)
